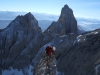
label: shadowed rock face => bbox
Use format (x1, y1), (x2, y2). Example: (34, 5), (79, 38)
(58, 5), (78, 34)
(44, 4), (78, 35)
(7, 12), (41, 33)
(0, 12), (53, 70)
(57, 29), (100, 75)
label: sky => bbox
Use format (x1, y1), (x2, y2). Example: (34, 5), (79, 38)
(0, 0), (100, 19)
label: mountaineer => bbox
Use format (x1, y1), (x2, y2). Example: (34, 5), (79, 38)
(45, 46), (54, 57)
(44, 46), (56, 75)
(33, 46), (56, 75)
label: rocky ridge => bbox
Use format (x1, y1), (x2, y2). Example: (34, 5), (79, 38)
(0, 4), (99, 75)
(57, 29), (100, 75)
(0, 12), (52, 70)
(44, 5), (79, 36)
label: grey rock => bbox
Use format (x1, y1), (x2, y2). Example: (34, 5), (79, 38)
(44, 21), (66, 36)
(0, 12), (42, 69)
(44, 4), (78, 35)
(57, 29), (100, 75)
(58, 5), (78, 34)
(1, 4), (97, 75)
(34, 51), (56, 75)
(32, 33), (77, 75)
(0, 12), (55, 73)
(12, 33), (44, 69)
(0, 67), (2, 75)
(78, 26), (85, 34)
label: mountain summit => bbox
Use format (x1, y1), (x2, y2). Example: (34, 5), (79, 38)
(58, 4), (78, 34)
(7, 12), (41, 33)
(0, 12), (42, 69)
(44, 4), (78, 35)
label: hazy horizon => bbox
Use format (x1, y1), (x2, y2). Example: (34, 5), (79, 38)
(0, 0), (100, 20)
(0, 11), (100, 21)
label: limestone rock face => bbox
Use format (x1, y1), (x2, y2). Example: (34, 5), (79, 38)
(0, 12), (54, 75)
(44, 22), (65, 35)
(44, 5), (78, 35)
(57, 29), (100, 75)
(0, 12), (43, 69)
(7, 12), (42, 33)
(34, 51), (56, 75)
(58, 5), (78, 34)
(31, 33), (76, 75)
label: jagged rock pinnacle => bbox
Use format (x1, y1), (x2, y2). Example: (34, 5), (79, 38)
(44, 4), (78, 35)
(58, 4), (77, 34)
(0, 13), (42, 69)
(63, 4), (69, 9)
(7, 12), (42, 33)
(24, 12), (35, 20)
(58, 4), (73, 25)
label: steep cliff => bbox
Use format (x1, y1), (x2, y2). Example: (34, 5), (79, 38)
(0, 12), (52, 71)
(57, 29), (100, 75)
(44, 5), (78, 35)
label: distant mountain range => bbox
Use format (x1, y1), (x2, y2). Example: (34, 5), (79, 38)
(0, 11), (59, 20)
(0, 11), (100, 31)
(77, 18), (100, 31)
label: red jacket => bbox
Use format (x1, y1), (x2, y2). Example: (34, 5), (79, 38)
(45, 46), (54, 57)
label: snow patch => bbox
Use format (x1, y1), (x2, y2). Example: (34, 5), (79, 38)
(60, 40), (63, 42)
(61, 35), (66, 37)
(2, 65), (34, 75)
(76, 35), (82, 42)
(23, 65), (34, 75)
(78, 26), (81, 30)
(2, 67), (23, 75)
(73, 35), (82, 45)
(94, 31), (98, 34)
(95, 64), (100, 75)
(77, 35), (82, 39)
(77, 39), (81, 42)
(56, 70), (64, 75)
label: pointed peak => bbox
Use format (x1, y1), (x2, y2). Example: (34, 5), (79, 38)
(7, 12), (42, 33)
(24, 12), (34, 17)
(63, 4), (69, 9)
(25, 12), (33, 16)
(58, 4), (73, 23)
(14, 12), (34, 20)
(61, 4), (72, 13)
(7, 12), (37, 28)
